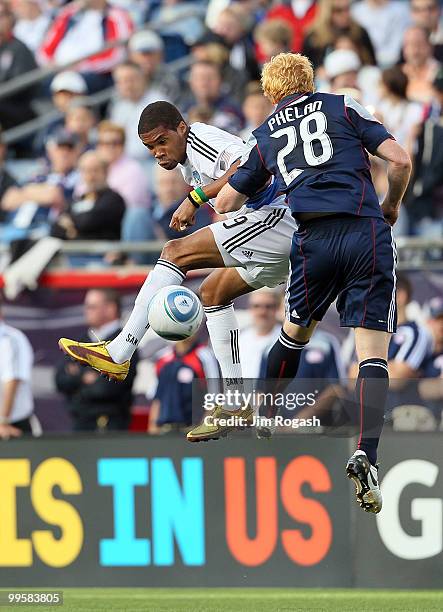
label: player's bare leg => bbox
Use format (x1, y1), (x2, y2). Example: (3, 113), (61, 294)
(346, 328), (391, 514)
(187, 268), (255, 442)
(255, 318), (318, 437)
(59, 228), (226, 380)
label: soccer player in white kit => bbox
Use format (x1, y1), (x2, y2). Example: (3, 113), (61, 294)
(59, 101), (297, 441)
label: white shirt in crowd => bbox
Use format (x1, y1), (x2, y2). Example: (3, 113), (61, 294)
(376, 98), (423, 147)
(53, 10), (105, 66)
(14, 14), (51, 53)
(352, 1), (411, 68)
(0, 322), (34, 423)
(239, 324), (281, 379)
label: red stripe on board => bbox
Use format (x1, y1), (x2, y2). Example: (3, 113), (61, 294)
(0, 269), (207, 290)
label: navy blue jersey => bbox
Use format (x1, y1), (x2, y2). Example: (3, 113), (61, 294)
(388, 321), (433, 371)
(229, 92), (393, 219)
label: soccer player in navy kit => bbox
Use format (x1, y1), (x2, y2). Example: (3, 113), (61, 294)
(216, 53), (412, 514)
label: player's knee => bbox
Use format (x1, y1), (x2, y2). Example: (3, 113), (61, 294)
(199, 275), (227, 307)
(160, 239), (186, 268)
(282, 319), (316, 343)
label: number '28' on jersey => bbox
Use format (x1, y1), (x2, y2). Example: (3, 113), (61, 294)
(229, 92), (393, 220)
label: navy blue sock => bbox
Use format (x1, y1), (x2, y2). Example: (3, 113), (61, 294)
(356, 358), (389, 466)
(263, 330), (308, 417)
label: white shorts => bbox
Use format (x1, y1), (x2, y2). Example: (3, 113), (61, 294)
(210, 205), (296, 289)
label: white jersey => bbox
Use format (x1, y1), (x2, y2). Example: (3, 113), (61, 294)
(179, 122), (283, 218)
(0, 322), (34, 422)
(179, 123), (297, 291)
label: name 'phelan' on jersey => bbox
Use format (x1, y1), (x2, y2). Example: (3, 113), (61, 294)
(268, 100), (323, 132)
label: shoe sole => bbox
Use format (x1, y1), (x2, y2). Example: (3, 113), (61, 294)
(187, 418), (254, 443)
(346, 461), (381, 514)
(58, 341), (124, 382)
(187, 430), (229, 443)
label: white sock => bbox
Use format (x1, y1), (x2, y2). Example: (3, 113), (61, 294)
(107, 259), (185, 363)
(205, 303), (245, 411)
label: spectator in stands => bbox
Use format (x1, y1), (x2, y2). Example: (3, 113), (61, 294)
(377, 67), (424, 148)
(387, 274), (433, 388)
(127, 29), (180, 103)
(187, 104), (215, 126)
(149, 335), (219, 434)
(240, 82), (274, 140)
(0, 300), (41, 438)
(405, 70), (443, 235)
(1, 129), (80, 244)
(302, 0), (376, 69)
(34, 71), (88, 156)
(323, 48), (361, 92)
(55, 289), (138, 431)
(351, 0), (411, 68)
(39, 0), (134, 93)
(0, 3), (36, 131)
(425, 65), (443, 118)
(51, 150), (125, 242)
(95, 120), (153, 255)
(109, 61), (168, 162)
(257, 294), (345, 427)
(191, 31), (229, 63)
(65, 104), (97, 153)
(261, 0), (318, 57)
(344, 275), (434, 429)
(410, 0), (443, 62)
(417, 297), (443, 426)
(190, 33), (242, 102)
(50, 71), (89, 114)
(253, 18), (293, 66)
(181, 60), (244, 134)
(152, 165), (212, 240)
(13, 0), (50, 54)
(239, 289), (281, 379)
(279, 328), (345, 427)
(148, 0), (205, 49)
(210, 4), (260, 84)
(0, 130), (17, 218)
(402, 26), (441, 104)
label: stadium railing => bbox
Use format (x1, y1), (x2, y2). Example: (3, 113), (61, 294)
(0, 237), (441, 292)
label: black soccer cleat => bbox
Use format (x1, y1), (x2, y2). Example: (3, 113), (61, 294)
(346, 450), (382, 514)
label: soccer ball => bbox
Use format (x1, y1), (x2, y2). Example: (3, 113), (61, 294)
(147, 285), (203, 341)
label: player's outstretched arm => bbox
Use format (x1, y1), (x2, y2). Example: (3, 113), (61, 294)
(375, 138), (412, 226)
(170, 160), (242, 231)
(215, 183), (249, 214)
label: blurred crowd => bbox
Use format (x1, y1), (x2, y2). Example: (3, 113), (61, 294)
(0, 0), (443, 438)
(0, 0), (442, 268)
(1, 273), (442, 438)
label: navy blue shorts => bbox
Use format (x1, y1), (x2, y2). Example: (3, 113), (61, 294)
(286, 215), (397, 333)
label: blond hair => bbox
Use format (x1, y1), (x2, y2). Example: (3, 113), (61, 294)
(261, 53), (314, 104)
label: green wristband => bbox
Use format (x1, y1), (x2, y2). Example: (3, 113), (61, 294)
(194, 187), (209, 203)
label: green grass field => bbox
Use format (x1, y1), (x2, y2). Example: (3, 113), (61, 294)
(6, 588), (443, 612)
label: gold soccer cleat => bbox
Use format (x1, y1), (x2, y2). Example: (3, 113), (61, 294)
(58, 338), (129, 382)
(187, 404), (255, 442)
